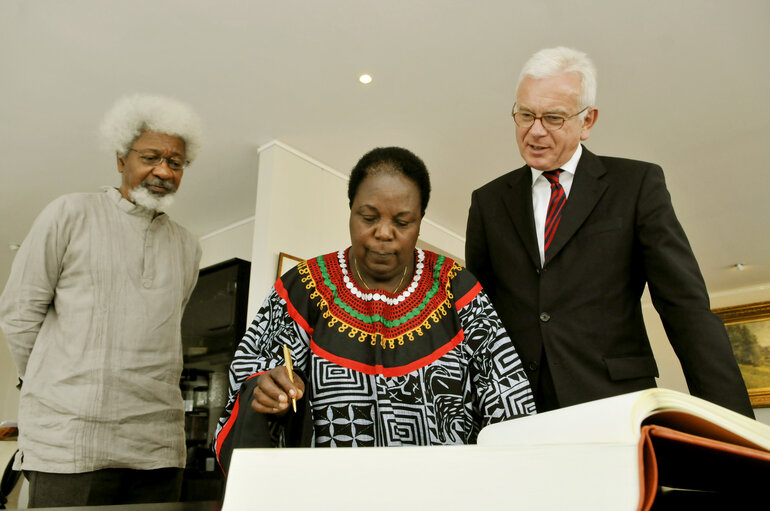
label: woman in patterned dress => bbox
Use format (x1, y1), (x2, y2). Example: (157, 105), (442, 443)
(214, 147), (534, 472)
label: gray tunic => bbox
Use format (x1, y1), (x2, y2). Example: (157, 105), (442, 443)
(0, 187), (201, 472)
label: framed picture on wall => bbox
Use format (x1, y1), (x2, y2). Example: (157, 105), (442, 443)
(713, 300), (770, 408)
(276, 252), (305, 279)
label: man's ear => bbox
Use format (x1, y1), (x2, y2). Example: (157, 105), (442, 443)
(580, 108), (599, 141)
(116, 152), (125, 173)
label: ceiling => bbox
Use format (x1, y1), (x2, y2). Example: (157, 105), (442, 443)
(1, 0), (769, 297)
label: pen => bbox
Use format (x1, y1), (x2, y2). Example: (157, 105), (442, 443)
(282, 343), (297, 412)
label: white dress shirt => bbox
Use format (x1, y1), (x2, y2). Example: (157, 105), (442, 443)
(530, 144), (582, 265)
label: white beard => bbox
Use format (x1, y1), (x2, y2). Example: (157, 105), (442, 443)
(129, 186), (176, 212)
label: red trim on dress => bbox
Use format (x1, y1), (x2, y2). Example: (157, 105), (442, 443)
(275, 278), (314, 335)
(215, 394), (239, 474)
(455, 281), (482, 311)
(310, 329), (465, 378)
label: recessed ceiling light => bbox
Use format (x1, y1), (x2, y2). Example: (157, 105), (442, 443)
(359, 74), (373, 85)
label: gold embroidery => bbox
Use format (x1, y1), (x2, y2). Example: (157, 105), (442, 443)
(302, 255), (461, 350)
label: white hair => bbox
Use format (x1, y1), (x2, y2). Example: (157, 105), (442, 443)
(517, 47), (597, 115)
(100, 93), (203, 163)
(129, 186), (175, 212)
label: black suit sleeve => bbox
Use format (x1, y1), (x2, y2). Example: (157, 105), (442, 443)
(466, 189), (496, 302)
(636, 165), (754, 418)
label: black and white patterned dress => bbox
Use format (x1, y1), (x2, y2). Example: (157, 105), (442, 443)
(214, 248), (534, 459)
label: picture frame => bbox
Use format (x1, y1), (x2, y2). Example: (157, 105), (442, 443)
(713, 300), (770, 408)
(276, 252), (305, 279)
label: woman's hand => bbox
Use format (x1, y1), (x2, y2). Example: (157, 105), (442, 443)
(251, 366), (305, 415)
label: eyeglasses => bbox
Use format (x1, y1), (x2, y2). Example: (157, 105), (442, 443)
(128, 148), (189, 171)
(511, 104), (590, 131)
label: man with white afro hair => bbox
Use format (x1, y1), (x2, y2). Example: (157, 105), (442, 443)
(0, 93), (204, 506)
(102, 93), (203, 164)
(101, 93), (203, 212)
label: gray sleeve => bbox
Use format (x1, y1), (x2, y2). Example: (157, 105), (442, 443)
(0, 198), (67, 378)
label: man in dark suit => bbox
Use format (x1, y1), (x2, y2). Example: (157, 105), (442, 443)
(465, 46), (754, 417)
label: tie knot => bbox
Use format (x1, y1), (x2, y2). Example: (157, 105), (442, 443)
(542, 170), (563, 185)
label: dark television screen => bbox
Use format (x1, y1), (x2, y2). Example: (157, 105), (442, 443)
(181, 258), (251, 360)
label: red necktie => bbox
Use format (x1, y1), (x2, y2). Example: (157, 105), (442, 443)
(543, 170), (565, 257)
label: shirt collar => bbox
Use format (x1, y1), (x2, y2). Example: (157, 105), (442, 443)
(103, 186), (166, 220)
(530, 144), (583, 186)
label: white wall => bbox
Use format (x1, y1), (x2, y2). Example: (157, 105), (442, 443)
(199, 218), (254, 269)
(247, 141), (351, 320)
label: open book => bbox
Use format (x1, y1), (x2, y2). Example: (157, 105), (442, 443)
(221, 389), (770, 511)
(478, 388), (770, 510)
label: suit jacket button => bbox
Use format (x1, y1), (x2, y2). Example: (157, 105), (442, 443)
(527, 361), (539, 371)
(539, 312), (551, 322)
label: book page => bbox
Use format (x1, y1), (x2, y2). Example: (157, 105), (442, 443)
(638, 389), (770, 450)
(478, 388), (770, 449)
(479, 391), (645, 446)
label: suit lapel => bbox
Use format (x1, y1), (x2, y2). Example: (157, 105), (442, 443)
(502, 166), (541, 269)
(545, 147), (608, 263)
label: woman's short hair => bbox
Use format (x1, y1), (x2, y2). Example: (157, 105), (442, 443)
(100, 93), (203, 163)
(517, 46), (597, 114)
(348, 147), (431, 216)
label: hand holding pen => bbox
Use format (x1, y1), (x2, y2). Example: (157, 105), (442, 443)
(283, 344), (297, 412)
(250, 345), (304, 415)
